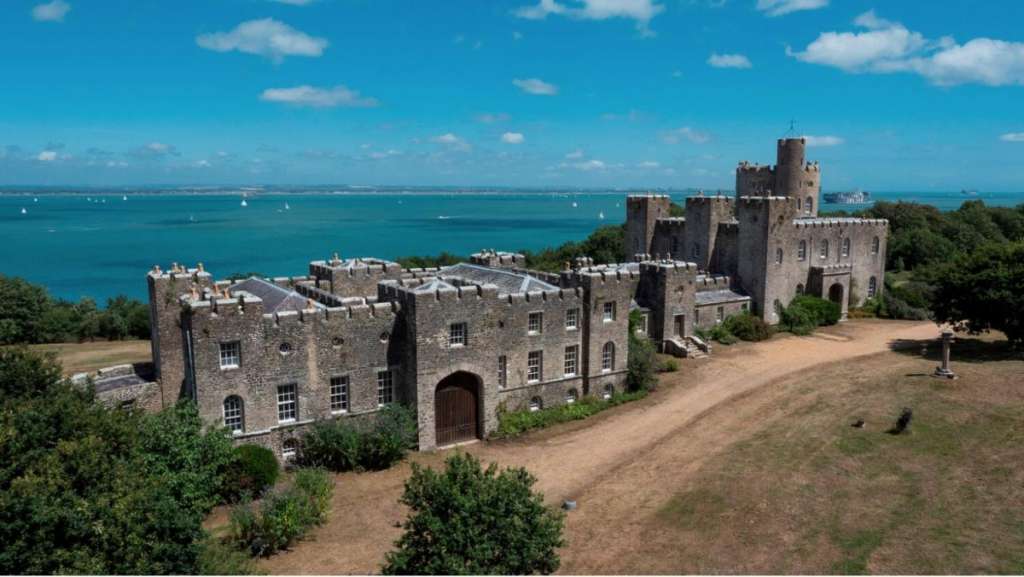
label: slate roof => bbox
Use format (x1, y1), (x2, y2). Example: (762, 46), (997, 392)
(230, 277), (322, 314)
(440, 263), (557, 294)
(94, 373), (150, 394)
(695, 289), (750, 306)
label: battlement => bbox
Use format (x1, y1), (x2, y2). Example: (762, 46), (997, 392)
(148, 262), (212, 283)
(271, 275), (314, 289)
(685, 195), (734, 205)
(803, 162), (821, 173)
(310, 255), (400, 276)
(656, 217), (686, 225)
(627, 194), (671, 203)
(740, 196), (798, 204)
(811, 263), (854, 274)
(638, 260), (699, 276)
(793, 218), (888, 228)
(184, 288), (402, 328)
(470, 249), (525, 268)
(389, 277), (584, 308)
(695, 274), (732, 290)
(736, 162), (774, 174)
(263, 300), (400, 329)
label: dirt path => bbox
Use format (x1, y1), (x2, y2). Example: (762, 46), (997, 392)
(261, 320), (938, 574)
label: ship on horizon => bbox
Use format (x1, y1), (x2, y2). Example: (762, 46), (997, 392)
(823, 189), (871, 204)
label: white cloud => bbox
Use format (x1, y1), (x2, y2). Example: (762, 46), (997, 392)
(572, 159), (606, 171)
(513, 77), (559, 95)
(131, 142), (180, 159)
(501, 132), (525, 144)
(708, 53), (752, 69)
(565, 149), (585, 159)
(662, 126), (711, 144)
(802, 135), (844, 147)
(638, 160), (660, 168)
(1001, 133), (1024, 142)
(37, 150), (57, 162)
(196, 19), (328, 61)
(789, 11), (1024, 86)
(260, 85), (378, 108)
(32, 0), (70, 22)
(432, 133), (471, 151)
(476, 112), (510, 123)
(513, 0), (664, 36)
(756, 0), (827, 17)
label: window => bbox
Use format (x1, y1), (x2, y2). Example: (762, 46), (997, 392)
(872, 236), (880, 256)
(798, 240), (807, 261)
(564, 345), (578, 377)
(601, 342), (615, 372)
(219, 341), (241, 369)
(377, 369), (394, 406)
(449, 322), (467, 347)
(741, 302), (749, 312)
(282, 438), (297, 460)
(694, 308), (701, 325)
(842, 237), (851, 258)
(805, 196), (813, 214)
(603, 301), (616, 322)
(819, 239), (829, 260)
(603, 384), (614, 400)
(691, 243), (700, 259)
(527, 351), (542, 383)
(671, 236), (679, 256)
(330, 376), (349, 413)
(528, 311), (543, 334)
(774, 299), (783, 317)
(223, 396), (244, 434)
(775, 247), (783, 264)
(529, 397), (543, 412)
(637, 313), (649, 335)
(566, 389), (578, 404)
(716, 306), (725, 323)
(565, 308), (578, 330)
(796, 283), (805, 295)
(868, 276), (878, 298)
(277, 383), (297, 423)
(498, 355), (507, 388)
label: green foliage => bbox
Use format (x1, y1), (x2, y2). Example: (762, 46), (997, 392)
(197, 537), (262, 575)
(0, 274), (150, 344)
(697, 323), (739, 345)
(396, 251), (466, 269)
(382, 452), (564, 575)
(722, 313), (773, 342)
(924, 241), (1024, 345)
(628, 309), (659, 391)
(223, 445), (281, 502)
(669, 201), (686, 217)
(661, 358), (679, 372)
(779, 295), (841, 336)
(522, 224), (626, 272)
(228, 468), (334, 558)
(0, 349), (235, 574)
(297, 404), (418, 472)
(495, 390), (647, 438)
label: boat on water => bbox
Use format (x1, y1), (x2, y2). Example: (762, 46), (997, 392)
(240, 199), (248, 207)
(598, 211), (605, 220)
(21, 208), (27, 215)
(572, 202), (578, 208)
(122, 195), (128, 201)
(823, 189), (871, 204)
(284, 202), (290, 210)
(961, 189), (979, 196)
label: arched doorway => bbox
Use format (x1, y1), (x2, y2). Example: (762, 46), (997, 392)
(435, 372), (480, 446)
(828, 283), (844, 306)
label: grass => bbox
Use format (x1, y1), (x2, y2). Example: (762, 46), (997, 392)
(27, 340), (151, 374)
(493, 390), (648, 438)
(650, 336), (1024, 574)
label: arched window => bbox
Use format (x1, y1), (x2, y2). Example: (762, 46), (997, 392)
(805, 196), (814, 214)
(603, 383), (615, 400)
(819, 239), (829, 259)
(775, 247), (783, 264)
(797, 240), (807, 261)
(842, 237), (851, 258)
(601, 342), (615, 372)
(871, 236), (880, 256)
(529, 396), (543, 412)
(566, 389), (578, 404)
(282, 438), (298, 460)
(797, 197), (802, 210)
(796, 283), (805, 295)
(223, 396), (244, 434)
(868, 276), (878, 298)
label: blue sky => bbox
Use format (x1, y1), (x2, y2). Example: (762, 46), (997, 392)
(1, 0), (1023, 191)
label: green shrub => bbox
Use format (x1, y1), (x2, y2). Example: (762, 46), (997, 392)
(297, 404), (417, 472)
(722, 313), (772, 342)
(495, 391), (647, 438)
(781, 295), (841, 334)
(383, 453), (564, 575)
(228, 469), (333, 558)
(628, 310), (658, 392)
(707, 323), (738, 345)
(781, 304), (816, 335)
(197, 537), (261, 575)
(661, 358), (679, 372)
(223, 445), (280, 502)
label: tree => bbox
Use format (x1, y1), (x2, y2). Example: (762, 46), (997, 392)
(627, 310), (658, 391)
(383, 453), (564, 575)
(0, 275), (50, 344)
(925, 241), (1024, 346)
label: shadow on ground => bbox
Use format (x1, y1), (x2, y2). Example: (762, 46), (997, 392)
(889, 334), (1021, 364)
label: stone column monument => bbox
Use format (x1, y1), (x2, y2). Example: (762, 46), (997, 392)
(933, 329), (957, 379)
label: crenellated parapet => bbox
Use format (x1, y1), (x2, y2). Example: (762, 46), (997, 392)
(793, 218), (888, 228)
(470, 249), (525, 269)
(695, 274), (733, 291)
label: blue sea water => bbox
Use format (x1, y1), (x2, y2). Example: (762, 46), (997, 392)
(1, 189), (1021, 303)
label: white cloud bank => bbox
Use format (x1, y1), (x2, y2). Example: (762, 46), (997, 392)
(513, 77), (559, 95)
(196, 19), (328, 61)
(1001, 133), (1024, 142)
(260, 85), (379, 108)
(513, 0), (664, 36)
(37, 150), (58, 162)
(756, 0), (827, 17)
(789, 10), (1024, 86)
(802, 135), (844, 147)
(708, 53), (752, 69)
(501, 132), (525, 144)
(662, 126), (711, 144)
(32, 0), (70, 22)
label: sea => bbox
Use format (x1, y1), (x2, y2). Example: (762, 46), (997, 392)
(1, 188), (1021, 303)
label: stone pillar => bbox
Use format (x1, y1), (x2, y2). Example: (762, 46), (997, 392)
(933, 329), (956, 379)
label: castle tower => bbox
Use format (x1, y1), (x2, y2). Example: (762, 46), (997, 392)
(775, 138), (821, 216)
(684, 196), (735, 273)
(147, 264), (212, 408)
(626, 195), (671, 258)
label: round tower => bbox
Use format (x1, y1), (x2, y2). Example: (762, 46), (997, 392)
(774, 138), (806, 197)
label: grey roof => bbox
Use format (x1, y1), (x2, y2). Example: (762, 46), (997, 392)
(695, 289), (750, 306)
(230, 277), (321, 314)
(440, 263), (557, 294)
(94, 373), (150, 394)
(410, 278), (458, 293)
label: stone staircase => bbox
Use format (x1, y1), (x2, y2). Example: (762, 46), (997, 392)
(664, 336), (711, 359)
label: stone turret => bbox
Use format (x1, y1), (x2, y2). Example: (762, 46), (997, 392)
(626, 195), (671, 258)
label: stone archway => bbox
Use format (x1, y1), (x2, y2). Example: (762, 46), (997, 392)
(828, 282), (844, 306)
(434, 371), (481, 446)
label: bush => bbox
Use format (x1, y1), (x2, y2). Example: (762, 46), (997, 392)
(197, 538), (261, 575)
(382, 453), (564, 575)
(628, 310), (658, 392)
(780, 304), (816, 335)
(661, 358), (679, 372)
(297, 404), (417, 472)
(228, 469), (334, 558)
(781, 295), (841, 335)
(224, 445), (280, 502)
(495, 390), (647, 438)
(722, 313), (772, 342)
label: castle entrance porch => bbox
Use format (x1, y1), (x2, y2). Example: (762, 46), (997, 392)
(435, 371), (481, 446)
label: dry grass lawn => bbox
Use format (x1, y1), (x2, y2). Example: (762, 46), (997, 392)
(28, 340), (152, 374)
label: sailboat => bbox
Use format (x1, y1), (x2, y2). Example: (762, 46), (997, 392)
(122, 195), (128, 201)
(21, 208), (27, 215)
(240, 198), (248, 207)
(598, 211), (605, 220)
(284, 202), (290, 210)
(33, 197), (38, 203)
(572, 201), (578, 208)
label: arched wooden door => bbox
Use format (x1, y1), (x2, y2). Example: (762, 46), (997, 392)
(829, 283), (844, 305)
(435, 372), (479, 446)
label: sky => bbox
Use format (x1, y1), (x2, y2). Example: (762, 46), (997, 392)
(1, 0), (1023, 191)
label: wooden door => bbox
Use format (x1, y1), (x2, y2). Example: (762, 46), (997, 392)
(435, 379), (478, 446)
(674, 313), (686, 337)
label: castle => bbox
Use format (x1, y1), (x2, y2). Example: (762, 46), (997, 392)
(96, 137), (886, 458)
